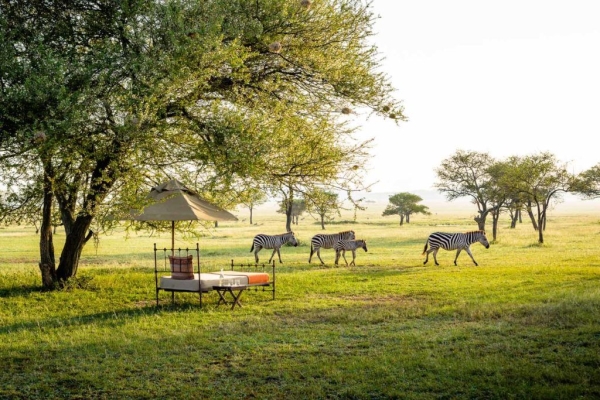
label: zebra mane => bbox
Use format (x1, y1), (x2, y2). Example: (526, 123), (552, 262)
(465, 230), (486, 235)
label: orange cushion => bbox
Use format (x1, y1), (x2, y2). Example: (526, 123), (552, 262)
(219, 271), (270, 285)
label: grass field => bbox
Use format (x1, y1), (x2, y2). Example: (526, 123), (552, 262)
(1, 202), (599, 399)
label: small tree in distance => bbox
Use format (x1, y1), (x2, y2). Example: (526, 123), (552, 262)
(307, 190), (343, 229)
(382, 193), (430, 225)
(277, 199), (306, 227)
(239, 188), (268, 225)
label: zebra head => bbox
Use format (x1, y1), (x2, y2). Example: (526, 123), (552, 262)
(347, 230), (356, 240)
(359, 239), (368, 252)
(286, 231), (299, 247)
(477, 231), (490, 249)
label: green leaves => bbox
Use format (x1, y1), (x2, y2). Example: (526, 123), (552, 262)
(1, 0), (403, 281)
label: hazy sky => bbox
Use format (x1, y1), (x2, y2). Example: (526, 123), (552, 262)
(354, 0), (600, 193)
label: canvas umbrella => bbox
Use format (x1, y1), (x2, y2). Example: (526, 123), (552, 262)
(130, 179), (238, 250)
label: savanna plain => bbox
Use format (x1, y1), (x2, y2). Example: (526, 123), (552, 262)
(1, 200), (599, 400)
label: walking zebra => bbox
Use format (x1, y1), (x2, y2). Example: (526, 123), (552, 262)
(334, 239), (368, 267)
(422, 230), (489, 266)
(250, 231), (298, 264)
(309, 230), (355, 264)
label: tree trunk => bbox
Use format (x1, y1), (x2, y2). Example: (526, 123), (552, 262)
(399, 214), (404, 226)
(39, 176), (56, 289)
(320, 215), (325, 229)
(56, 215), (94, 281)
(406, 213), (410, 223)
(474, 215), (486, 231)
(536, 205), (545, 244)
(491, 209), (500, 241)
(509, 209), (518, 228)
(526, 204), (538, 230)
(285, 203), (293, 232)
(249, 206), (253, 224)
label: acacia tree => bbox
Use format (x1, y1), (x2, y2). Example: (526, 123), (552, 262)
(484, 161), (510, 241)
(501, 153), (575, 244)
(265, 111), (374, 232)
(0, 0), (404, 288)
(434, 150), (498, 231)
(306, 189), (343, 229)
(573, 163), (600, 199)
(382, 192), (430, 225)
(277, 197), (306, 228)
(227, 180), (268, 225)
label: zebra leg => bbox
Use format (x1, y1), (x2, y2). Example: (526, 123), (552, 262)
(316, 248), (326, 265)
(350, 249), (356, 266)
(254, 247), (261, 263)
(423, 245), (433, 265)
(276, 248), (283, 263)
(334, 250), (340, 266)
(432, 249), (440, 266)
(268, 248), (277, 263)
(308, 246), (315, 263)
(454, 249), (463, 266)
(342, 250), (349, 266)
(465, 246), (478, 266)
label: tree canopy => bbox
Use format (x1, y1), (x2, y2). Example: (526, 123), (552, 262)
(0, 0), (404, 287)
(382, 192), (430, 225)
(434, 150), (577, 244)
(306, 189), (343, 229)
(434, 150), (497, 231)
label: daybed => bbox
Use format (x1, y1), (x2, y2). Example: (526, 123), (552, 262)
(153, 244), (275, 307)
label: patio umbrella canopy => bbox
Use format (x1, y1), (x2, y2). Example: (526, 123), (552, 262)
(131, 180), (238, 250)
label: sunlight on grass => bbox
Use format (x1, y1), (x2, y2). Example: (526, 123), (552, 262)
(1, 208), (599, 399)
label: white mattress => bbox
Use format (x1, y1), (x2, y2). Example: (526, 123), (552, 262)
(159, 273), (250, 292)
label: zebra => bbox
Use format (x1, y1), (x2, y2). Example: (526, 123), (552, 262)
(250, 231), (298, 264)
(422, 230), (490, 266)
(308, 230), (356, 264)
(334, 239), (368, 267)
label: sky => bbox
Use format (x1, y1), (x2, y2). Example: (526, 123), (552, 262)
(354, 0), (600, 193)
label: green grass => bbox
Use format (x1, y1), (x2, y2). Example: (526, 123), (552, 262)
(1, 207), (599, 399)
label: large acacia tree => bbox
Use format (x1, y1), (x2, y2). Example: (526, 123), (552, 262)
(0, 0), (404, 288)
(500, 152), (575, 244)
(434, 150), (498, 231)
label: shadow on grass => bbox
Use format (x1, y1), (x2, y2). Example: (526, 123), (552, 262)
(0, 300), (212, 335)
(0, 284), (45, 298)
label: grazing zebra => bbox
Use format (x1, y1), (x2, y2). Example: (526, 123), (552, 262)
(309, 230), (356, 264)
(250, 231), (298, 264)
(422, 230), (490, 266)
(334, 239), (368, 267)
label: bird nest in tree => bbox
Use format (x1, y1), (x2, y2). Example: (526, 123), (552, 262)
(269, 42), (282, 53)
(33, 131), (46, 143)
(300, 0), (312, 10)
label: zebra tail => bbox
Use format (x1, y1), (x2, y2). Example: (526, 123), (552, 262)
(422, 242), (428, 255)
(250, 243), (254, 252)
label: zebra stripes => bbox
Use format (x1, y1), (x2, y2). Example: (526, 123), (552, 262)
(334, 239), (368, 266)
(309, 230), (355, 264)
(250, 231), (298, 264)
(422, 230), (489, 266)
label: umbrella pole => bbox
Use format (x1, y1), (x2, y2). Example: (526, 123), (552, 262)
(171, 220), (175, 255)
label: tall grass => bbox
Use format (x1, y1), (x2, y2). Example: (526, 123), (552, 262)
(1, 206), (599, 399)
